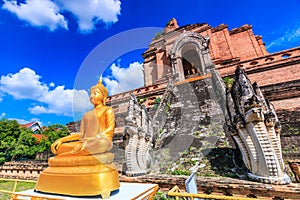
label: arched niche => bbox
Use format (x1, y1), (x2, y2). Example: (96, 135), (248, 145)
(170, 31), (212, 82)
(181, 44), (202, 78)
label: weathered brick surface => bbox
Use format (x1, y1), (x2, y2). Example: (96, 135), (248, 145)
(273, 98), (300, 113)
(119, 174), (300, 199)
(143, 22), (270, 87)
(210, 26), (232, 60)
(231, 28), (261, 59)
(262, 81), (300, 102)
(108, 48), (300, 136)
(248, 64), (300, 86)
(0, 161), (47, 180)
(217, 47), (300, 76)
(281, 135), (300, 150)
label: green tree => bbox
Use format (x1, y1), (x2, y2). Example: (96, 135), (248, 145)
(0, 119), (22, 163)
(0, 119), (41, 162)
(38, 124), (69, 152)
(10, 129), (38, 161)
(0, 120), (70, 164)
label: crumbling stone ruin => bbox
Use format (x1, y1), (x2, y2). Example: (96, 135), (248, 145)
(122, 22), (292, 184)
(124, 75), (227, 176)
(124, 30), (228, 176)
(226, 67), (290, 184)
(107, 20), (300, 171)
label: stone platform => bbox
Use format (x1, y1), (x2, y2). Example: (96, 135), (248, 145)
(120, 174), (300, 199)
(12, 182), (158, 200)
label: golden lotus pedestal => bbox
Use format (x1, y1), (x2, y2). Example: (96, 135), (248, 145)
(34, 153), (120, 199)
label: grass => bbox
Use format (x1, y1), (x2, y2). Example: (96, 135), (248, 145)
(0, 180), (36, 200)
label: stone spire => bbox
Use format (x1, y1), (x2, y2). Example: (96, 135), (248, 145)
(164, 18), (179, 33)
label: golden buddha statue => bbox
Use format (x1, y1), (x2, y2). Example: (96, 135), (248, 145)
(35, 77), (120, 199)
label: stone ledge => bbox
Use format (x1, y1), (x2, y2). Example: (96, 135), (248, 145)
(119, 174), (300, 199)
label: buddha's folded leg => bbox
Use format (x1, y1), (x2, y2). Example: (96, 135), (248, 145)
(56, 141), (89, 156)
(84, 137), (112, 154)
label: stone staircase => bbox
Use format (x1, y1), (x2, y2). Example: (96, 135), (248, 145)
(152, 71), (227, 169)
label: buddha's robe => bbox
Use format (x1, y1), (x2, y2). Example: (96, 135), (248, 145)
(55, 107), (114, 156)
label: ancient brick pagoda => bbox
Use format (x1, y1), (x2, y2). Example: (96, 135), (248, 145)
(108, 18), (300, 146)
(102, 19), (300, 186)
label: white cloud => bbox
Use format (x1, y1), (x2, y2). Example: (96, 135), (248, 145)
(0, 68), (48, 99)
(0, 93), (3, 102)
(8, 117), (42, 126)
(28, 105), (49, 115)
(2, 0), (121, 33)
(57, 0), (121, 33)
(103, 61), (144, 95)
(266, 22), (300, 50)
(31, 85), (91, 116)
(9, 118), (31, 124)
(0, 112), (6, 118)
(103, 77), (118, 95)
(49, 82), (55, 87)
(2, 0), (68, 31)
(73, 89), (93, 113)
(0, 67), (91, 116)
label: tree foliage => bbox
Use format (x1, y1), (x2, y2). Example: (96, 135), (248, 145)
(10, 129), (38, 161)
(38, 124), (69, 153)
(0, 119), (70, 164)
(0, 119), (22, 163)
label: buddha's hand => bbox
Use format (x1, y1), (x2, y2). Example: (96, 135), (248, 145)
(95, 132), (106, 139)
(51, 139), (62, 154)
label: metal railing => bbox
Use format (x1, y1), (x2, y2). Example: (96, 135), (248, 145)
(167, 186), (269, 200)
(0, 178), (36, 194)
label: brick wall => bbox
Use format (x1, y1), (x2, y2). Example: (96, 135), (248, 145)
(143, 22), (270, 87)
(0, 161), (47, 180)
(248, 64), (300, 86)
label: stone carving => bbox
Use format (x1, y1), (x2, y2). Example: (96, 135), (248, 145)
(124, 94), (153, 176)
(226, 67), (290, 184)
(152, 80), (175, 143)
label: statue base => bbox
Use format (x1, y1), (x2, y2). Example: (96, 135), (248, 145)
(13, 182), (158, 200)
(247, 172), (291, 185)
(35, 169), (120, 199)
(35, 164), (120, 199)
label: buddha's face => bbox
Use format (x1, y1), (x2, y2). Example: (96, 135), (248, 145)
(90, 87), (104, 105)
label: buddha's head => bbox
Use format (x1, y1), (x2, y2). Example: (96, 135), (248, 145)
(90, 76), (108, 106)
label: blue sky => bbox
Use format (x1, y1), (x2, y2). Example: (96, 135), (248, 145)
(0, 0), (300, 126)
